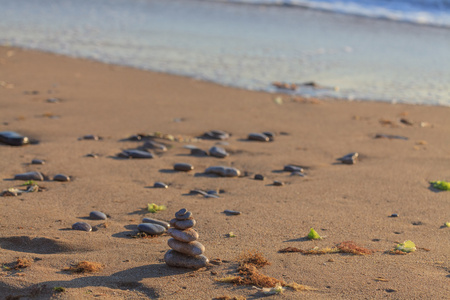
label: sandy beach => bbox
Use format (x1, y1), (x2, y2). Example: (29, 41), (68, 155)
(0, 46), (449, 299)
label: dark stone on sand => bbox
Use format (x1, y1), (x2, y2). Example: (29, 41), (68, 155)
(14, 171), (44, 181)
(142, 217), (170, 230)
(390, 213), (399, 218)
(224, 210), (241, 215)
(89, 211), (107, 220)
(174, 163), (194, 172)
(154, 182), (168, 188)
(338, 152), (358, 165)
(86, 153), (98, 158)
(190, 148), (208, 156)
(80, 134), (102, 141)
(209, 146), (228, 158)
(168, 228), (199, 242)
(143, 140), (167, 151)
(168, 238), (205, 256)
(284, 165), (304, 172)
(248, 133), (270, 142)
(254, 174), (264, 180)
(175, 209), (193, 220)
(127, 134), (142, 141)
(170, 218), (196, 230)
(273, 181), (284, 186)
(205, 166), (240, 177)
(0, 131), (30, 146)
(375, 134), (408, 140)
(262, 131), (275, 141)
(119, 149), (153, 159)
(290, 171), (305, 177)
(72, 222), (92, 232)
(164, 249), (209, 269)
(53, 174), (70, 182)
(31, 159), (45, 165)
(202, 130), (229, 140)
(189, 190), (208, 196)
(137, 223), (166, 235)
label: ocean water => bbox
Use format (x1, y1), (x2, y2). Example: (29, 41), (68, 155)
(0, 0), (449, 105)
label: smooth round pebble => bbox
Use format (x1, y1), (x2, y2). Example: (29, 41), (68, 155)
(89, 211), (107, 220)
(72, 222), (92, 232)
(205, 166), (240, 177)
(390, 213), (399, 218)
(154, 182), (168, 188)
(254, 174), (264, 180)
(168, 238), (205, 256)
(262, 131), (275, 141)
(137, 223), (166, 235)
(209, 146), (228, 158)
(164, 250), (209, 269)
(168, 228), (199, 242)
(142, 217), (170, 230)
(31, 159), (45, 165)
(174, 163), (194, 172)
(143, 140), (167, 151)
(273, 181), (284, 186)
(14, 171), (44, 181)
(248, 133), (269, 142)
(202, 130), (229, 140)
(284, 165), (303, 172)
(170, 218), (196, 230)
(175, 209), (193, 220)
(190, 148), (208, 156)
(53, 174), (70, 182)
(120, 149), (153, 159)
(82, 134), (100, 140)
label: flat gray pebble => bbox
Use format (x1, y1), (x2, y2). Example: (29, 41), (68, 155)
(53, 174), (70, 182)
(143, 140), (167, 151)
(202, 130), (229, 140)
(168, 238), (205, 256)
(137, 223), (166, 235)
(174, 163), (194, 171)
(224, 209), (241, 215)
(205, 166), (240, 177)
(31, 159), (45, 165)
(89, 211), (107, 220)
(14, 171), (44, 181)
(119, 149), (153, 159)
(142, 217), (170, 230)
(284, 165), (303, 172)
(248, 133), (269, 142)
(164, 249), (209, 269)
(175, 209), (193, 220)
(167, 228), (199, 242)
(170, 218), (196, 229)
(72, 222), (92, 232)
(209, 146), (228, 158)
(154, 182), (168, 188)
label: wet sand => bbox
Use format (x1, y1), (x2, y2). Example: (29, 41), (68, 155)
(0, 46), (449, 299)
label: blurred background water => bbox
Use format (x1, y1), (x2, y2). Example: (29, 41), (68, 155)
(0, 0), (449, 105)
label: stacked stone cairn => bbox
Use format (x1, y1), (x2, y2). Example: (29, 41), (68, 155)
(164, 208), (209, 269)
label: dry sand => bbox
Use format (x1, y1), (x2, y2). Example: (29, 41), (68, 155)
(0, 46), (449, 299)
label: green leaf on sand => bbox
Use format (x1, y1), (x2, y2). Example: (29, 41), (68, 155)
(430, 181), (450, 191)
(395, 240), (416, 253)
(307, 228), (322, 240)
(147, 203), (166, 213)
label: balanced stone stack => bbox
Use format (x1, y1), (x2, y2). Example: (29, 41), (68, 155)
(164, 208), (209, 269)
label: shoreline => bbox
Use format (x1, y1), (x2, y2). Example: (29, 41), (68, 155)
(1, 44), (448, 108)
(1, 46), (450, 299)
